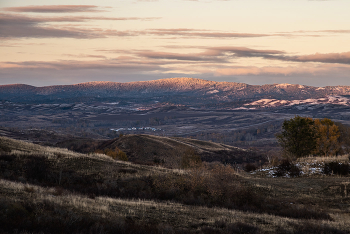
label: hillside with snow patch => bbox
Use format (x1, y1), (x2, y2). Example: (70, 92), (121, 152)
(243, 96), (350, 109)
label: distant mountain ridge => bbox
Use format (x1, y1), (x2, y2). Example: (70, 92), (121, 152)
(1, 77), (350, 103)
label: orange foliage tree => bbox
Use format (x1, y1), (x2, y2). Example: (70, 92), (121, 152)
(313, 118), (341, 156)
(95, 147), (128, 161)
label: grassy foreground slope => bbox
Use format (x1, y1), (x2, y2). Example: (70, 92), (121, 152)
(1, 136), (350, 233)
(2, 179), (350, 234)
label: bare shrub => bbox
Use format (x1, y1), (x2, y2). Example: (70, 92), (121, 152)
(98, 147), (128, 161)
(52, 186), (65, 196)
(25, 156), (50, 183)
(0, 199), (159, 234)
(23, 185), (35, 193)
(0, 141), (11, 152)
(323, 162), (350, 176)
(276, 205), (331, 220)
(273, 159), (301, 177)
(118, 168), (138, 174)
(152, 163), (256, 209)
(292, 221), (347, 234)
(158, 223), (175, 234)
(244, 163), (258, 172)
(297, 154), (349, 165)
(227, 222), (260, 234)
(181, 149), (202, 169)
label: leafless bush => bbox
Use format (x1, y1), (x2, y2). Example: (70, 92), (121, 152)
(244, 163), (258, 172)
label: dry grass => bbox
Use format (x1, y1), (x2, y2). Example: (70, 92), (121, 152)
(295, 154), (350, 176)
(96, 134), (265, 168)
(0, 135), (182, 176)
(1, 179), (350, 233)
(1, 135), (350, 233)
(297, 154), (350, 164)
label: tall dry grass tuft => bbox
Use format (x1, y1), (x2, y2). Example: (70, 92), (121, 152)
(295, 154), (350, 176)
(297, 154), (349, 165)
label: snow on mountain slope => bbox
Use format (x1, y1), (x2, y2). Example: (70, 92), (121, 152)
(244, 96), (350, 108)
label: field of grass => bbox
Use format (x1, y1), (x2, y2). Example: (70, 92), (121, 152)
(1, 136), (350, 233)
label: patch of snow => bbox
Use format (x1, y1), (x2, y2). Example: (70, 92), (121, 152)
(110, 127), (162, 132)
(207, 90), (219, 94)
(276, 83), (292, 88)
(233, 107), (249, 110)
(244, 95), (350, 108)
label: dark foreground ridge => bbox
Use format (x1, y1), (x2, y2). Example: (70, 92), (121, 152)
(1, 135), (350, 233)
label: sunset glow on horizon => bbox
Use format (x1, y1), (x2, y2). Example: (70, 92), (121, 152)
(1, 0), (350, 87)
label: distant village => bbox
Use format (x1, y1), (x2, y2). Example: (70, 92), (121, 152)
(110, 127), (162, 132)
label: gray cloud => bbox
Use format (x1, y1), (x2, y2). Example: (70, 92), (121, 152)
(136, 50), (227, 62)
(202, 47), (284, 58)
(106, 28), (332, 39)
(2, 63), (350, 87)
(198, 47), (350, 65)
(0, 14), (92, 38)
(1, 59), (165, 73)
(2, 49), (350, 86)
(100, 46), (350, 65)
(63, 54), (108, 59)
(1, 12), (333, 40)
(294, 52), (350, 64)
(2, 5), (106, 13)
(147, 28), (269, 38)
(0, 13), (159, 23)
(133, 47), (285, 63)
(210, 47), (350, 65)
(0, 13), (158, 39)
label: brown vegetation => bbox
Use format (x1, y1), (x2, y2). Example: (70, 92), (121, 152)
(1, 136), (350, 233)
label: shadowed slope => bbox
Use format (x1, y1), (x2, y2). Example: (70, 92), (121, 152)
(96, 134), (265, 168)
(1, 136), (350, 233)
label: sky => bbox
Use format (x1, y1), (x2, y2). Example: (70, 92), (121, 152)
(1, 0), (350, 87)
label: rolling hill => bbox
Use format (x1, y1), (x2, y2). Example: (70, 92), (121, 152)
(56, 134), (266, 168)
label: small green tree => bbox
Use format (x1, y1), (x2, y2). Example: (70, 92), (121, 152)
(276, 116), (317, 158)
